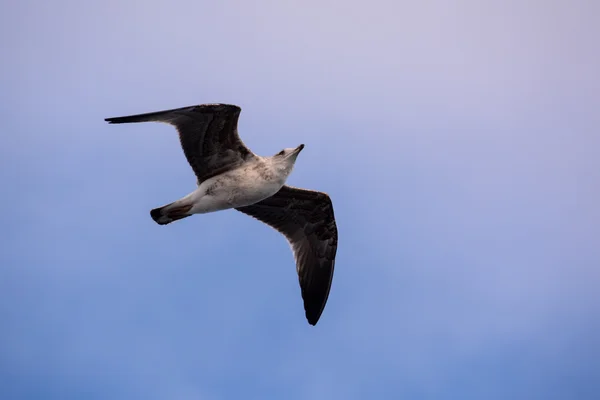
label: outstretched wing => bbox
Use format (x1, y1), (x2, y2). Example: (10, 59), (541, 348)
(236, 185), (338, 325)
(105, 104), (255, 184)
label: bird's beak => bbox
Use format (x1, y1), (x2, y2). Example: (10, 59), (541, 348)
(285, 144), (304, 161)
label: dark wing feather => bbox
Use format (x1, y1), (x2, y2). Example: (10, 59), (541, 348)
(236, 185), (338, 325)
(105, 104), (254, 184)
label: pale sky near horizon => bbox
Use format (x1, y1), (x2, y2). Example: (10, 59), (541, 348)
(1, 1), (599, 399)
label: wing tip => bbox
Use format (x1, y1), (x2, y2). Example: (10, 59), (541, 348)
(304, 295), (329, 326)
(104, 116), (134, 124)
(303, 259), (335, 327)
(104, 103), (241, 124)
(306, 314), (321, 326)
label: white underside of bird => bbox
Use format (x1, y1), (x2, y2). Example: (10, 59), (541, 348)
(105, 104), (337, 325)
(152, 147), (303, 225)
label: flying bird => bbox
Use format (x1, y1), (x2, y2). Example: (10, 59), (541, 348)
(105, 104), (338, 325)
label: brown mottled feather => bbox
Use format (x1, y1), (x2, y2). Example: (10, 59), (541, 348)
(236, 185), (338, 325)
(105, 104), (254, 184)
(106, 106), (338, 325)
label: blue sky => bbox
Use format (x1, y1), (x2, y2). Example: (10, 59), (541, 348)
(1, 0), (599, 399)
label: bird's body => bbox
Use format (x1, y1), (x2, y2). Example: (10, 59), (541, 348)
(152, 153), (298, 225)
(105, 103), (337, 325)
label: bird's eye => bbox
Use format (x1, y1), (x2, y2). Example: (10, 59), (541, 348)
(277, 150), (285, 156)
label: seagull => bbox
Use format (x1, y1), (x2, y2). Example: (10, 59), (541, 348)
(105, 104), (338, 325)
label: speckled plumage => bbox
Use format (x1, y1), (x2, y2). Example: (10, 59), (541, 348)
(105, 103), (338, 326)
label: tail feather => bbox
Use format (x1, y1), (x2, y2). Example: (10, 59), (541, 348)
(150, 203), (193, 225)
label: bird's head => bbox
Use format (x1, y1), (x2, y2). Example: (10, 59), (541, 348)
(271, 144), (305, 175)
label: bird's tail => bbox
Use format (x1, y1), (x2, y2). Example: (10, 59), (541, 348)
(150, 202), (193, 225)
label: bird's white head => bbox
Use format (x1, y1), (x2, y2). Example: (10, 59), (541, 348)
(270, 144), (305, 176)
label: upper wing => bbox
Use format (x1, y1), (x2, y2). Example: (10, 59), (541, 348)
(105, 104), (255, 184)
(236, 185), (338, 325)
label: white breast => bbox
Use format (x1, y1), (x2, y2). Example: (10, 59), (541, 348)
(189, 160), (286, 214)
